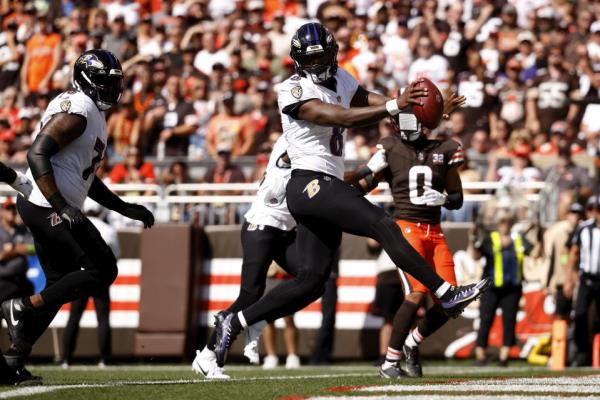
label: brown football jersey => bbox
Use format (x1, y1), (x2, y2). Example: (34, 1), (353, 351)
(528, 69), (579, 134)
(380, 136), (464, 224)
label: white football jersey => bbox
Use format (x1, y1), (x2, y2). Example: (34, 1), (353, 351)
(244, 136), (295, 231)
(278, 68), (359, 180)
(27, 90), (108, 209)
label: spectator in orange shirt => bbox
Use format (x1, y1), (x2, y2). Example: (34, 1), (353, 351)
(109, 146), (156, 185)
(20, 11), (61, 98)
(205, 92), (255, 159)
(107, 90), (141, 158)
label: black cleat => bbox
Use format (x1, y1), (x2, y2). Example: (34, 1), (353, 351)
(403, 345), (423, 378)
(14, 367), (43, 386)
(1, 298), (32, 354)
(0, 367), (42, 386)
(441, 278), (491, 318)
(213, 312), (237, 368)
(379, 362), (408, 379)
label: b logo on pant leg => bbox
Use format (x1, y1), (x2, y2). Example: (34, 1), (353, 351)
(303, 179), (320, 199)
(48, 212), (62, 227)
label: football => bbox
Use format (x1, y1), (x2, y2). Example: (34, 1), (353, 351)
(411, 78), (444, 129)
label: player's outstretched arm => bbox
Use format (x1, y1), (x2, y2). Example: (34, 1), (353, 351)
(297, 80), (427, 128)
(88, 177), (154, 229)
(28, 113), (87, 227)
(345, 145), (387, 194)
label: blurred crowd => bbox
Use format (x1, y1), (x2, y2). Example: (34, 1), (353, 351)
(0, 0), (598, 224)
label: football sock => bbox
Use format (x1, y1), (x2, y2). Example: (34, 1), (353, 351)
(434, 282), (451, 299)
(405, 328), (424, 349)
(382, 347), (401, 368)
(417, 303), (449, 337)
(230, 314), (243, 336)
(237, 311), (248, 329)
(388, 300), (420, 351)
(0, 162), (16, 184)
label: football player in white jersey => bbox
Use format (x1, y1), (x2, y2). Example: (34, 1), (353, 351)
(0, 50), (154, 374)
(212, 23), (490, 368)
(192, 134), (387, 378)
(192, 136), (298, 379)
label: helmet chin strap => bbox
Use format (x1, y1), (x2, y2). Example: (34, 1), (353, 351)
(304, 67), (334, 83)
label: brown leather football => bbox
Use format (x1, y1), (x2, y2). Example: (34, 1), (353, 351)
(411, 78), (444, 129)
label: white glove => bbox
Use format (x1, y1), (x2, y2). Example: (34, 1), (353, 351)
(262, 172), (286, 207)
(422, 187), (446, 206)
(366, 145), (388, 174)
(9, 171), (33, 199)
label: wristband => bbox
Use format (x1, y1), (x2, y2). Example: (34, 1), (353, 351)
(386, 99), (401, 116)
(357, 166), (373, 177)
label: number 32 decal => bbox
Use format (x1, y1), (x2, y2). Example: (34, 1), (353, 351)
(330, 127), (344, 156)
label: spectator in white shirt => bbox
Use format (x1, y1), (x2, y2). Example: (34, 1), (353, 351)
(408, 36), (450, 91)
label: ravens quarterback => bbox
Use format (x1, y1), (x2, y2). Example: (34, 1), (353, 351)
(0, 50), (154, 376)
(377, 93), (470, 378)
(194, 135), (387, 378)
(212, 22), (490, 368)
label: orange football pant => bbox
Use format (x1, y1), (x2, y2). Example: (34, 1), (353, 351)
(395, 220), (457, 295)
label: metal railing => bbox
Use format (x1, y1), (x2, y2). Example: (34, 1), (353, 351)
(0, 180), (547, 224)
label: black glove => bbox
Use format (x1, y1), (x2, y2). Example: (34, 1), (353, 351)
(48, 192), (85, 229)
(123, 203), (154, 228)
(60, 204), (86, 228)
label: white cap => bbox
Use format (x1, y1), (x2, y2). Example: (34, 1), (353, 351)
(517, 31), (535, 43)
(591, 21), (600, 34)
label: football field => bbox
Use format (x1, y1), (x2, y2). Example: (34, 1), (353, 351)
(1, 362), (600, 399)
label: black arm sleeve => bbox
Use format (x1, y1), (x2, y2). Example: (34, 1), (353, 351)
(444, 191), (463, 210)
(27, 134), (60, 179)
(88, 176), (127, 214)
(281, 99), (318, 120)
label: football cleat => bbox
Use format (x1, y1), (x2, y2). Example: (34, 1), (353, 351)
(14, 367), (43, 386)
(213, 312), (237, 368)
(243, 320), (266, 365)
(403, 345), (423, 378)
(379, 362), (408, 379)
(1, 298), (32, 354)
(441, 278), (490, 318)
(192, 349), (230, 380)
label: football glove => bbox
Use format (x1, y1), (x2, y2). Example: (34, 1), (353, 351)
(422, 187), (447, 206)
(123, 203), (155, 228)
(60, 205), (86, 228)
(366, 145), (388, 174)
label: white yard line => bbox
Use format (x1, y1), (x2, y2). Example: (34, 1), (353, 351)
(311, 396), (573, 400)
(0, 373), (370, 399)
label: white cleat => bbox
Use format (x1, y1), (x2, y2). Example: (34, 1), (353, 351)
(9, 171), (32, 199)
(262, 354), (278, 369)
(285, 354), (300, 369)
(192, 348), (230, 379)
(243, 320), (266, 365)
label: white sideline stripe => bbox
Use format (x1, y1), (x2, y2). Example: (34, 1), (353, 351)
(117, 259), (141, 275)
(200, 311), (384, 329)
(311, 397), (565, 400)
(51, 311), (139, 328)
(204, 285), (375, 303)
(109, 285), (140, 302)
(205, 259), (377, 278)
(0, 373), (369, 399)
(359, 384), (600, 394)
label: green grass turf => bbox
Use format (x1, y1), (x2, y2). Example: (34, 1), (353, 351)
(1, 361), (599, 400)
